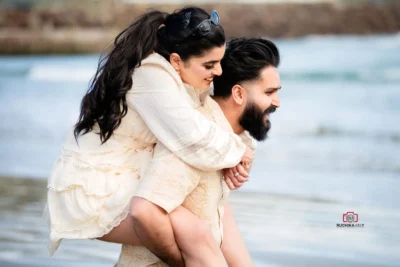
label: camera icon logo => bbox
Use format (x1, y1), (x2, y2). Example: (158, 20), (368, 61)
(342, 211), (358, 223)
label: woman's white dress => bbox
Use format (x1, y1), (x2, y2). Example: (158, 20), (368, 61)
(46, 53), (247, 255)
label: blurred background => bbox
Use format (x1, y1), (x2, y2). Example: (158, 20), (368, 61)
(1, 0), (399, 266)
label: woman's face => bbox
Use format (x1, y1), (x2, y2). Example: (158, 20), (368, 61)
(171, 44), (226, 90)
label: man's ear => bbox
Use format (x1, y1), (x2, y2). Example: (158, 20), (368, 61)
(170, 53), (182, 73)
(231, 84), (246, 105)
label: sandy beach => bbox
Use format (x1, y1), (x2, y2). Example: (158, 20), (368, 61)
(1, 176), (399, 267)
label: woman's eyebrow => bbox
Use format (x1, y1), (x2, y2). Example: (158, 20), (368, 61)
(203, 60), (219, 64)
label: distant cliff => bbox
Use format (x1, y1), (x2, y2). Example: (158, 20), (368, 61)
(0, 2), (399, 54)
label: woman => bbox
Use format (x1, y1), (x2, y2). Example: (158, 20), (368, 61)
(47, 7), (253, 266)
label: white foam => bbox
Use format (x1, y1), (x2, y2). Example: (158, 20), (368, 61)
(28, 66), (96, 82)
(383, 68), (400, 81)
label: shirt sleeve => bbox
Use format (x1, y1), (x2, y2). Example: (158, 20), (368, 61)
(239, 131), (258, 150)
(134, 142), (200, 213)
(126, 63), (246, 171)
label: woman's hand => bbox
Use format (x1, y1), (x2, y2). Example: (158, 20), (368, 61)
(223, 164), (248, 190)
(241, 145), (254, 164)
(223, 146), (254, 190)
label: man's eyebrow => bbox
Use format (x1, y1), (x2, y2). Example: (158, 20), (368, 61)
(203, 60), (220, 64)
(265, 86), (282, 91)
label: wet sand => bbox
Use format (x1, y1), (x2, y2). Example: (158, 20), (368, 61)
(0, 176), (399, 266)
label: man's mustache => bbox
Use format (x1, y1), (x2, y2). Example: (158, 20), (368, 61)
(264, 106), (277, 115)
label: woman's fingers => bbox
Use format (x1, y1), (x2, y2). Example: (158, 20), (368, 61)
(223, 169), (237, 190)
(241, 160), (253, 172)
(224, 176), (236, 190)
(230, 166), (245, 188)
(241, 146), (254, 163)
(236, 164), (249, 181)
(223, 167), (245, 190)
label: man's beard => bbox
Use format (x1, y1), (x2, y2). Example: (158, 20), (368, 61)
(239, 103), (276, 141)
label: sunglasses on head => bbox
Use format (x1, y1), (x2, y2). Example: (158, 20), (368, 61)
(175, 10), (221, 51)
(191, 10), (220, 37)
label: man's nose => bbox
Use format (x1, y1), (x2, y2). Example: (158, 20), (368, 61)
(271, 93), (280, 108)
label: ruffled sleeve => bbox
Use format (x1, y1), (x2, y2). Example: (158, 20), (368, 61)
(126, 55), (246, 171)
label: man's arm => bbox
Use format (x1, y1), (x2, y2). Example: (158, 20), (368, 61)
(221, 201), (254, 267)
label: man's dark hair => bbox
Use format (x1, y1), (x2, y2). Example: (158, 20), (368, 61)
(213, 38), (280, 98)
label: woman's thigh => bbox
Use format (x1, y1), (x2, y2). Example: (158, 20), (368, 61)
(98, 205), (210, 250)
(97, 215), (142, 246)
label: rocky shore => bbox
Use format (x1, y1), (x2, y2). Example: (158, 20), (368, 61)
(0, 2), (399, 54)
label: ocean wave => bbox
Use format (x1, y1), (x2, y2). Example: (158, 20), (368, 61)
(280, 68), (400, 82)
(298, 33), (400, 49)
(28, 66), (96, 82)
(305, 126), (400, 142)
(276, 125), (400, 143)
(26, 67), (400, 83)
(0, 66), (30, 77)
(1, 62), (399, 83)
(374, 32), (400, 49)
(0, 65), (96, 82)
(0, 66), (399, 84)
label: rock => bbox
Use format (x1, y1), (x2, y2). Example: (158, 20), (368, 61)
(0, 2), (399, 54)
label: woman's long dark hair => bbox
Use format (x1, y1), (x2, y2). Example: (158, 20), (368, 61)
(74, 7), (225, 144)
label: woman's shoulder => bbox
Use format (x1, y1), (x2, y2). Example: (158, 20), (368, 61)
(137, 53), (177, 78)
(131, 53), (182, 89)
(141, 53), (170, 68)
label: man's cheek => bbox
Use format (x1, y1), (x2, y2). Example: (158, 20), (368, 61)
(262, 95), (272, 105)
(263, 99), (273, 111)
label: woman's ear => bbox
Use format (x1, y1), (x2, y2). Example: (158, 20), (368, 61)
(231, 84), (246, 105)
(170, 53), (182, 74)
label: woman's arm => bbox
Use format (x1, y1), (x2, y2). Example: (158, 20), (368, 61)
(127, 63), (249, 171)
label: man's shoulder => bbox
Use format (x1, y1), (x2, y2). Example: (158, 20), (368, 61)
(199, 96), (233, 132)
(195, 95), (215, 119)
(200, 96), (258, 149)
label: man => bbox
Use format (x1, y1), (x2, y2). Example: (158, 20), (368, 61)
(117, 37), (281, 266)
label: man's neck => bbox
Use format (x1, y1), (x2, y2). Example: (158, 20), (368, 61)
(212, 96), (244, 135)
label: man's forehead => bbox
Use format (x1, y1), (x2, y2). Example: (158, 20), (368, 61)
(259, 66), (280, 87)
(238, 66), (280, 90)
(259, 66), (279, 80)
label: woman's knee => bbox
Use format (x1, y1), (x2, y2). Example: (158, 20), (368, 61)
(170, 207), (216, 250)
(188, 218), (211, 244)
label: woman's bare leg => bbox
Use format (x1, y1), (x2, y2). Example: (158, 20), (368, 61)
(98, 215), (142, 246)
(98, 205), (227, 267)
(170, 206), (228, 267)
